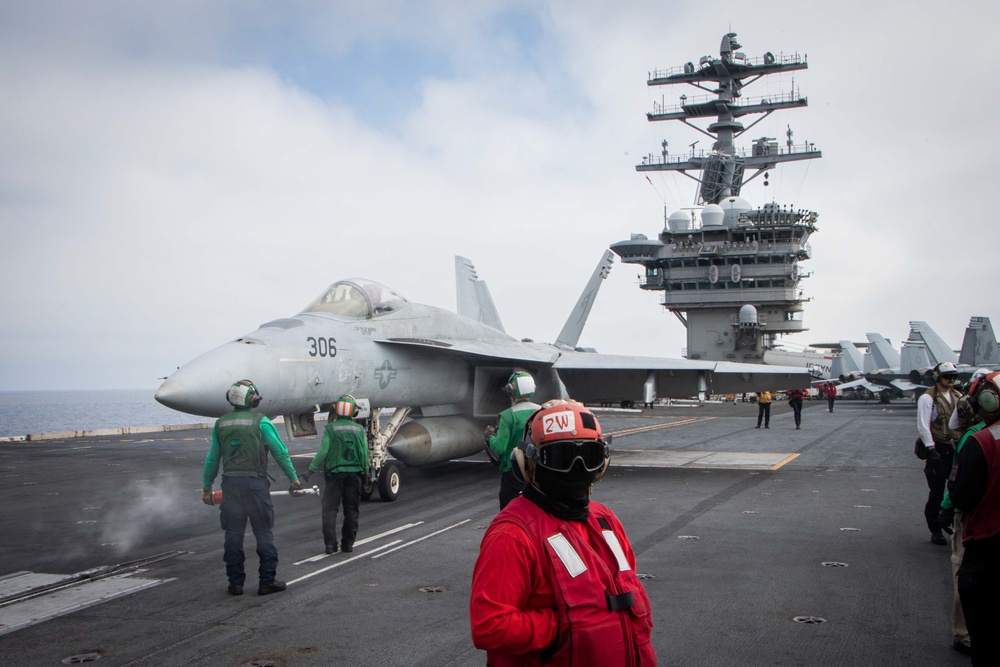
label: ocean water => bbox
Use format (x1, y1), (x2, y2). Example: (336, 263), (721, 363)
(0, 389), (215, 438)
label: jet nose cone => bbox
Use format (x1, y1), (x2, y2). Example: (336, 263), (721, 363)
(156, 340), (280, 418)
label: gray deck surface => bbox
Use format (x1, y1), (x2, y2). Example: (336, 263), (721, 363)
(0, 398), (969, 666)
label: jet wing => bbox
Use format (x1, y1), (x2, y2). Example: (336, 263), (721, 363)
(889, 379), (922, 392)
(377, 338), (558, 364)
(380, 339), (810, 399)
(553, 353), (809, 400)
(836, 378), (877, 392)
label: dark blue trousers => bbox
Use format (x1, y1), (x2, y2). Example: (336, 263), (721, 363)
(923, 442), (954, 533)
(219, 476), (277, 587)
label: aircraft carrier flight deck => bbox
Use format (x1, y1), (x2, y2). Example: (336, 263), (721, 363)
(0, 398), (968, 666)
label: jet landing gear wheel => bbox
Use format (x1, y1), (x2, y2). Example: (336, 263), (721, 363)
(361, 475), (375, 501)
(378, 462), (401, 502)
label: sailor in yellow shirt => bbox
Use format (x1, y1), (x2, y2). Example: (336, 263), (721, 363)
(756, 390), (772, 428)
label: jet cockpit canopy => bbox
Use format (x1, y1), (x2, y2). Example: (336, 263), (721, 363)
(302, 279), (408, 319)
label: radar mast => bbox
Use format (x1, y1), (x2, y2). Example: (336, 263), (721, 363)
(612, 32), (821, 364)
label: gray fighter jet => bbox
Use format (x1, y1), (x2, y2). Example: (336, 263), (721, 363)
(156, 254), (809, 500)
(835, 334), (921, 402)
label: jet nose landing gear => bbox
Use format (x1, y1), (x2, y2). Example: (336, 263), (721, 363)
(361, 406), (411, 502)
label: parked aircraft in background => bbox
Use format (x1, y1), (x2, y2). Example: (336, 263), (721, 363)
(905, 318), (999, 385)
(810, 340), (866, 382)
(761, 345), (833, 380)
(832, 318), (998, 402)
(959, 316), (999, 368)
(156, 254), (810, 500)
(836, 333), (921, 402)
(865, 333), (900, 374)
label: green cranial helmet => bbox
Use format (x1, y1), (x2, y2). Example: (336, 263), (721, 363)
(227, 379), (261, 408)
(505, 372), (536, 400)
(334, 395), (357, 418)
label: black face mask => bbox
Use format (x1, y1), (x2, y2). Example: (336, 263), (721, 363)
(524, 462), (597, 521)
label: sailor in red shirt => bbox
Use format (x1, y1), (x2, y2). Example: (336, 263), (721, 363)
(470, 401), (656, 666)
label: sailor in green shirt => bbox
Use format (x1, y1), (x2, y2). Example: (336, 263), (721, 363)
(485, 371), (540, 510)
(201, 380), (301, 596)
(303, 395), (370, 554)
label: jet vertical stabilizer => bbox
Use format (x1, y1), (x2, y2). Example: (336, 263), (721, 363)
(909, 321), (958, 365)
(455, 256), (505, 332)
(554, 250), (614, 351)
(900, 342), (933, 376)
(866, 333), (901, 371)
(838, 340), (865, 375)
(959, 316), (999, 367)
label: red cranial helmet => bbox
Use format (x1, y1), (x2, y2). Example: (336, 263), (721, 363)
(512, 401), (610, 484)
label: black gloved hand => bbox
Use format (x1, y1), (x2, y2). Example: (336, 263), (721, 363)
(938, 508), (956, 535)
(926, 447), (941, 462)
(300, 471), (311, 484)
(289, 478), (304, 495)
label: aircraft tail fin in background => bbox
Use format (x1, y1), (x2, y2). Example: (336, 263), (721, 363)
(866, 333), (901, 371)
(959, 316), (999, 367)
(554, 250), (615, 351)
(838, 340), (866, 374)
(455, 256), (505, 332)
(900, 341), (933, 375)
(909, 321), (959, 365)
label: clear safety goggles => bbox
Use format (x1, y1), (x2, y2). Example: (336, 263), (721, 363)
(537, 440), (609, 473)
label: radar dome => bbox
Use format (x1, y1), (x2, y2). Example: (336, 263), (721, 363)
(721, 197), (752, 228)
(739, 304), (759, 326)
(667, 210), (692, 233)
(701, 204), (725, 228)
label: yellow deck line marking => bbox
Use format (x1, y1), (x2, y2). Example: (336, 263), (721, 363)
(608, 416), (716, 438)
(769, 453), (800, 470)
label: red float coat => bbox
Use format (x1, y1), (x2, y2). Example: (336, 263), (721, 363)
(958, 425), (1000, 542)
(470, 496), (656, 666)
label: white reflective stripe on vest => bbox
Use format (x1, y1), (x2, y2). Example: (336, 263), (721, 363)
(224, 418), (255, 427)
(547, 533), (587, 578)
(602, 530), (631, 571)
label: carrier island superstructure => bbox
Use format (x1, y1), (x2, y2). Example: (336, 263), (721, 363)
(611, 33), (823, 370)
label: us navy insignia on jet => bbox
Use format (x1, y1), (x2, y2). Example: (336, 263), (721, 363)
(375, 360), (398, 389)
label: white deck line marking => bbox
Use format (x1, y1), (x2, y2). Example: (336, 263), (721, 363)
(295, 522), (425, 564)
(286, 541), (403, 585)
(371, 519), (471, 559)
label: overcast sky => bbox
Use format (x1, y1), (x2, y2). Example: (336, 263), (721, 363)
(1, 1), (996, 391)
